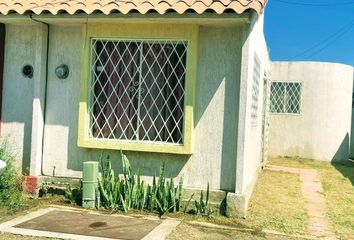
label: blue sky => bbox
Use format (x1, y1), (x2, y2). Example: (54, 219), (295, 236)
(264, 0), (354, 66)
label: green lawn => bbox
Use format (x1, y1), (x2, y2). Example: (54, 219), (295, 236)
(270, 157), (354, 238)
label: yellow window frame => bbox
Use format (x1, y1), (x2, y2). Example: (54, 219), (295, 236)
(78, 23), (198, 154)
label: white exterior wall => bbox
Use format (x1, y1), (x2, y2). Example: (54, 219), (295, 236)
(1, 24), (37, 171)
(39, 23), (244, 192)
(233, 11), (270, 214)
(269, 61), (353, 162)
(351, 110), (354, 159)
(1, 16), (270, 211)
(243, 13), (270, 192)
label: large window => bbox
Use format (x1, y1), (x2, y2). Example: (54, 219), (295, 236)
(78, 24), (198, 154)
(89, 39), (187, 144)
(270, 82), (302, 114)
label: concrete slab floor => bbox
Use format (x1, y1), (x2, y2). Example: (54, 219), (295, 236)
(0, 208), (180, 240)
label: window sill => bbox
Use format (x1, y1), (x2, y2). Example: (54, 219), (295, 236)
(78, 138), (193, 155)
(270, 112), (301, 116)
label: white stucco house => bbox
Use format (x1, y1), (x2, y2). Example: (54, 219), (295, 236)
(269, 61), (354, 162)
(0, 0), (270, 216)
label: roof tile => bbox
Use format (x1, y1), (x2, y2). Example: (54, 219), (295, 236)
(0, 0), (267, 15)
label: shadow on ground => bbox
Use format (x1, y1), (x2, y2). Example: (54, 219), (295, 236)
(331, 133), (354, 187)
(332, 161), (354, 187)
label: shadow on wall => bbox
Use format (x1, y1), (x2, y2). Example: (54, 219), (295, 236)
(350, 110), (354, 159)
(67, 126), (188, 179)
(195, 27), (242, 192)
(2, 107), (33, 175)
(60, 26), (242, 191)
(332, 133), (354, 187)
(332, 133), (350, 162)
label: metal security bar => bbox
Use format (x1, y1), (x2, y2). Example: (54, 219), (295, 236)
(88, 39), (187, 144)
(251, 55), (261, 124)
(261, 73), (271, 165)
(270, 82), (302, 114)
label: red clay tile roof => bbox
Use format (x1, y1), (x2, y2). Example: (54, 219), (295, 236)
(0, 0), (267, 15)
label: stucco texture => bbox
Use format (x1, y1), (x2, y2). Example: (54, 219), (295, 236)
(1, 24), (37, 172)
(0, 12), (273, 219)
(0, 14), (270, 208)
(232, 13), (270, 216)
(269, 61), (354, 162)
(36, 24), (243, 192)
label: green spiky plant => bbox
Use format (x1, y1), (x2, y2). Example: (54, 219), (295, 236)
(65, 181), (82, 206)
(194, 183), (213, 216)
(96, 151), (190, 216)
(65, 184), (75, 204)
(183, 193), (195, 213)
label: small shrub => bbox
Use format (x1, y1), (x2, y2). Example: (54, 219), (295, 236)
(65, 181), (83, 206)
(0, 141), (26, 208)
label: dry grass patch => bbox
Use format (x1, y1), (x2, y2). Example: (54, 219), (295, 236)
(0, 196), (67, 240)
(270, 157), (354, 238)
(244, 169), (308, 234)
(167, 222), (299, 240)
(0, 196), (67, 224)
(0, 233), (59, 240)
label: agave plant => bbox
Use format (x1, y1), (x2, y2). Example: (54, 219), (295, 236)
(95, 151), (202, 217)
(194, 183), (213, 216)
(97, 155), (122, 210)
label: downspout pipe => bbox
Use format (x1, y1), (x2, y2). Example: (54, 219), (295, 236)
(29, 14), (49, 176)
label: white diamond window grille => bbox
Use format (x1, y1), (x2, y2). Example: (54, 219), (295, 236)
(251, 55), (261, 124)
(270, 82), (302, 114)
(89, 39), (188, 144)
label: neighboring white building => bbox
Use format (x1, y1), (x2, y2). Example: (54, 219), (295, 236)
(269, 61), (354, 162)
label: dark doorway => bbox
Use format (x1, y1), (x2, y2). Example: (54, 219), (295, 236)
(0, 24), (5, 132)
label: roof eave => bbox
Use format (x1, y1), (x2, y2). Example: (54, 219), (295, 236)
(0, 12), (252, 25)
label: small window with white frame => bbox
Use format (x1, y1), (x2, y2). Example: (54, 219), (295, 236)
(88, 39), (187, 144)
(251, 55), (261, 125)
(270, 82), (302, 114)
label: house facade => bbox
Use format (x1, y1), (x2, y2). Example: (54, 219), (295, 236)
(269, 61), (354, 162)
(0, 0), (269, 216)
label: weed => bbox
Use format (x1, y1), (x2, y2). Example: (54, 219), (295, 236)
(65, 181), (82, 206)
(194, 183), (213, 216)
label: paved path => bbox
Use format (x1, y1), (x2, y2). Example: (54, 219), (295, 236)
(265, 165), (336, 239)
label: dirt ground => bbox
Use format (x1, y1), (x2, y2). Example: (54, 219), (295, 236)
(0, 222), (300, 240)
(167, 222), (299, 240)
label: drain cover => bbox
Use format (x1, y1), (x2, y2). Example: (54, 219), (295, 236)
(15, 209), (161, 240)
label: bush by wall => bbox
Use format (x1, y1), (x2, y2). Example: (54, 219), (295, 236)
(0, 141), (26, 208)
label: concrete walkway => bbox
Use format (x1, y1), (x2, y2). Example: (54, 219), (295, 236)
(0, 207), (180, 240)
(265, 165), (336, 239)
